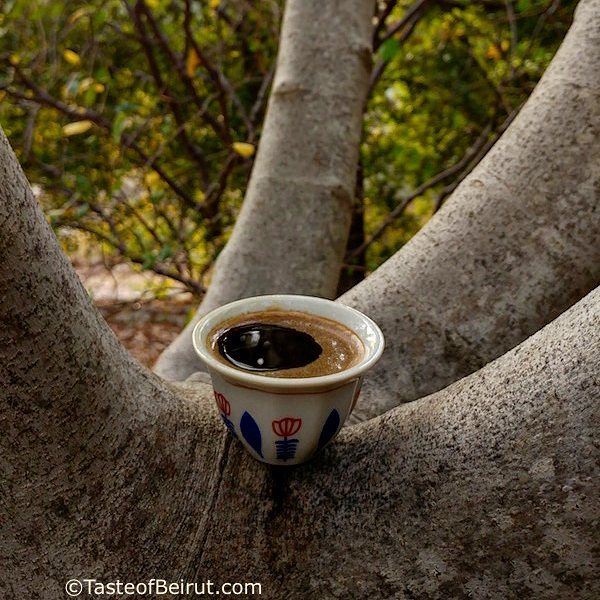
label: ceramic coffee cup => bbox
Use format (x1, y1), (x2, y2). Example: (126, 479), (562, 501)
(192, 294), (384, 465)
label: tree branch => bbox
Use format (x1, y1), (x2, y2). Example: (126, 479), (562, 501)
(376, 0), (431, 50)
(126, 0), (210, 184)
(350, 120), (498, 258)
(372, 0), (399, 49)
(132, 0), (231, 144)
(369, 0), (434, 94)
(4, 61), (205, 214)
(342, 0), (600, 422)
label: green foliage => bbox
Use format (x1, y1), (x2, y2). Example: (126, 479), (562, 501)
(0, 0), (280, 292)
(0, 0), (577, 292)
(362, 0), (576, 270)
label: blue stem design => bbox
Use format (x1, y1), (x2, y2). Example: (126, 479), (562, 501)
(275, 437), (299, 461)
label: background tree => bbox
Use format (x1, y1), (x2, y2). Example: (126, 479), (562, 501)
(1, 0), (598, 598)
(0, 0), (579, 296)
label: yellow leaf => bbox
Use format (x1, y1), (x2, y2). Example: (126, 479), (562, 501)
(63, 120), (93, 136)
(209, 0), (220, 8)
(63, 49), (81, 66)
(194, 189), (206, 203)
(485, 45), (501, 61)
(94, 83), (105, 93)
(68, 7), (90, 24)
(146, 0), (160, 8)
(500, 40), (510, 52)
(0, 91), (6, 102)
(232, 142), (255, 158)
(186, 49), (200, 78)
(9, 53), (20, 65)
(79, 77), (94, 92)
(145, 171), (161, 187)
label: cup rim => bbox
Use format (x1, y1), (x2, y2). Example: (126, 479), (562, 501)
(192, 294), (384, 390)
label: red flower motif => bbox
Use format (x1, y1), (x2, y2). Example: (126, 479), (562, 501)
(214, 391), (231, 416)
(272, 417), (302, 437)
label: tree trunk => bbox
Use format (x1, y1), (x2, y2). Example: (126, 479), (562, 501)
(336, 158), (367, 296)
(155, 0), (374, 381)
(2, 128), (597, 592)
(2, 2), (599, 598)
(344, 0), (600, 422)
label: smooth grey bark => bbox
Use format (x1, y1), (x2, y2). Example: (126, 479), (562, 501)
(1, 2), (598, 597)
(0, 124), (222, 595)
(155, 0), (374, 381)
(1, 122), (597, 594)
(344, 0), (600, 423)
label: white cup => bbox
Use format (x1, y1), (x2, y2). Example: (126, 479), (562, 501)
(192, 294), (384, 465)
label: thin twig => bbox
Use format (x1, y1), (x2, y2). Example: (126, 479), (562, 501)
(504, 0), (518, 80)
(127, 0), (229, 142)
(6, 61), (203, 213)
(462, 39), (513, 113)
(372, 0), (399, 49)
(127, 0), (210, 182)
(138, 0), (231, 142)
(528, 0), (561, 54)
(434, 106), (519, 210)
(368, 0), (435, 95)
(350, 121), (498, 257)
(61, 220), (205, 294)
(377, 0), (430, 49)
(204, 152), (239, 211)
(249, 65), (275, 133)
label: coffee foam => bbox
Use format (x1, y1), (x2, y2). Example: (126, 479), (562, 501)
(208, 309), (365, 378)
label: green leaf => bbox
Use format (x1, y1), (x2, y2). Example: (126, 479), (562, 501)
(379, 38), (400, 63)
(93, 9), (108, 28)
(150, 190), (164, 204)
(83, 87), (97, 107)
(111, 112), (127, 142)
(156, 245), (173, 261)
(142, 252), (156, 269)
(75, 174), (91, 192)
(94, 66), (110, 83)
(75, 203), (90, 217)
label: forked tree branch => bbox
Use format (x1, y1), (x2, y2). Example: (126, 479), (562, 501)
(1, 120), (597, 592)
(342, 0), (600, 422)
(0, 3), (598, 596)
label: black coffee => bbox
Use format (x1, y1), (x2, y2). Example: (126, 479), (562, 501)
(208, 310), (364, 378)
(217, 323), (322, 371)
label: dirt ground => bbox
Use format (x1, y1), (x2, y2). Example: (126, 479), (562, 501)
(97, 298), (195, 367)
(76, 261), (197, 368)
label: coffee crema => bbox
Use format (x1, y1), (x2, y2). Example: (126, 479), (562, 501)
(208, 309), (364, 378)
